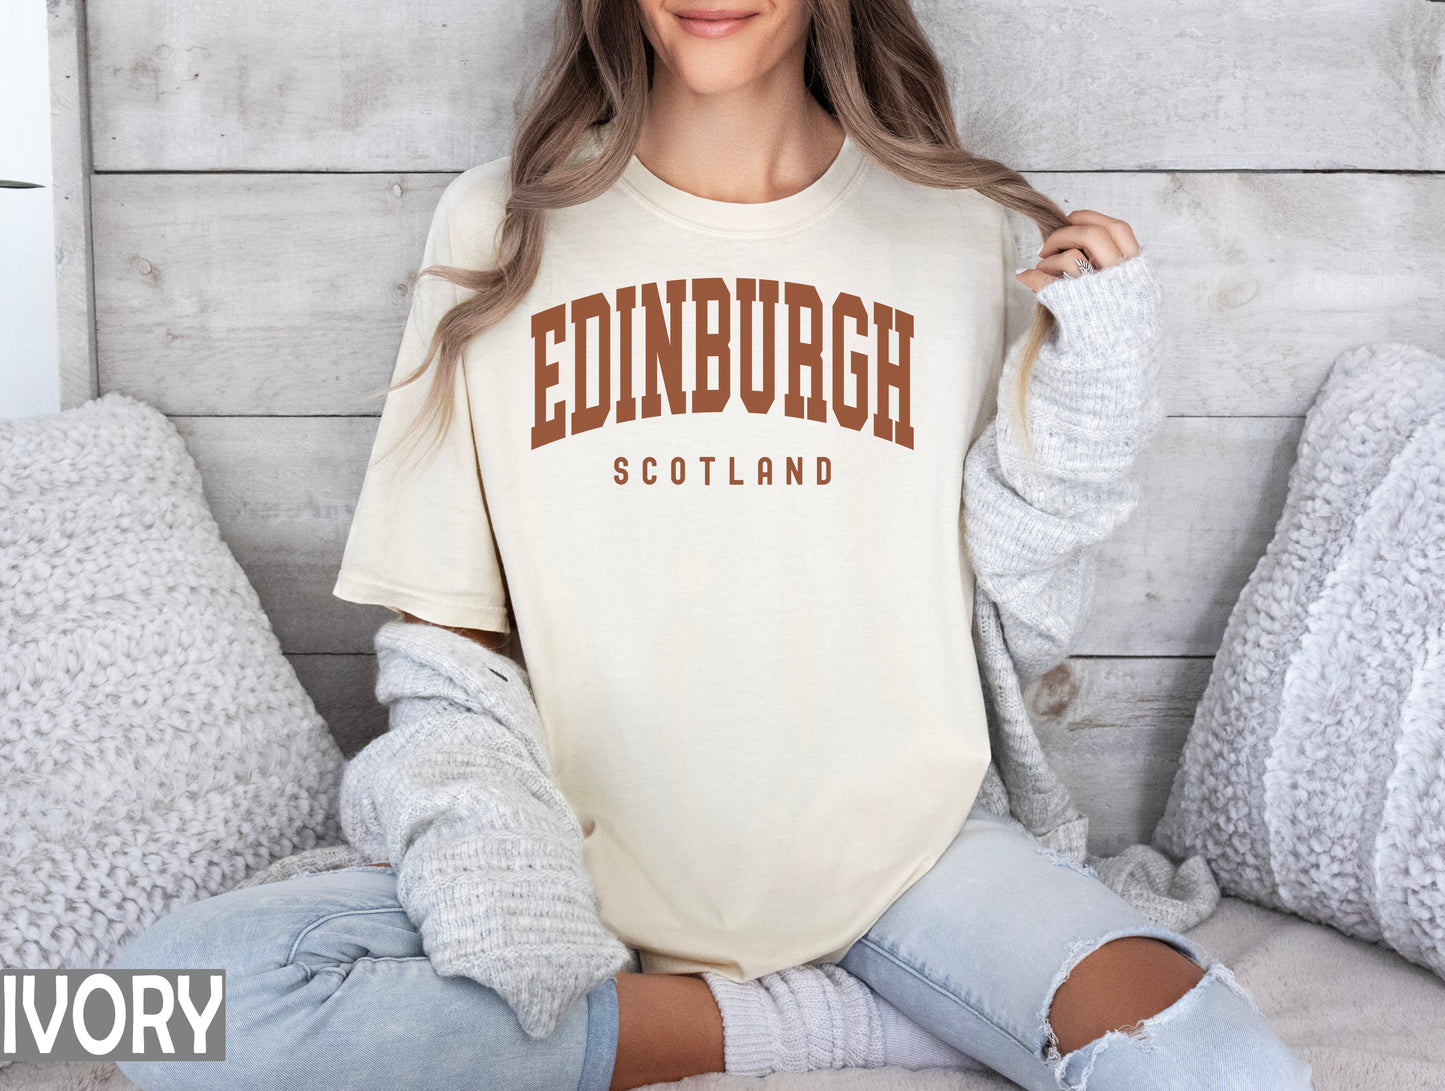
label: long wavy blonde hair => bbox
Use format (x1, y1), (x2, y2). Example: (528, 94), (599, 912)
(369, 0), (1068, 470)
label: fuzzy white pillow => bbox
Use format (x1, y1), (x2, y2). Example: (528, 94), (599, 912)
(1153, 342), (1445, 981)
(0, 391), (346, 979)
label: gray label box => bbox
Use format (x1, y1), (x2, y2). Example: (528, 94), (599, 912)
(2, 969), (225, 1062)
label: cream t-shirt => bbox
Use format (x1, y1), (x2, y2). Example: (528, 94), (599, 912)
(334, 119), (1036, 979)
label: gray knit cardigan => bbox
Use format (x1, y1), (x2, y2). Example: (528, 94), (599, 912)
(309, 247), (1219, 1039)
(963, 250), (1218, 926)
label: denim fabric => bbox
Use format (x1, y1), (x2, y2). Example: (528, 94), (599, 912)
(111, 863), (618, 1091)
(110, 805), (1315, 1091)
(838, 803), (1315, 1090)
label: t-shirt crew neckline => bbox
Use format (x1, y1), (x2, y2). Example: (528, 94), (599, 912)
(587, 120), (868, 238)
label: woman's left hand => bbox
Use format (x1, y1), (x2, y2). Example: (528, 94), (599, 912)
(1015, 209), (1143, 294)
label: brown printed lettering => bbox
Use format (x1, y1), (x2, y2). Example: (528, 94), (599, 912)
(530, 277), (914, 451)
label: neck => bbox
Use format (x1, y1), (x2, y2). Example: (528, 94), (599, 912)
(632, 63), (844, 205)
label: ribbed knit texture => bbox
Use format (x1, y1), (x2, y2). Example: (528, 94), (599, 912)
(968, 250), (1165, 687)
(964, 249), (1222, 935)
(337, 618), (632, 1039)
(971, 254), (1161, 682)
(701, 962), (980, 1075)
(701, 964), (887, 1076)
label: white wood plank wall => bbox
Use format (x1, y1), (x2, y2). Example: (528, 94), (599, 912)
(77, 0), (1445, 852)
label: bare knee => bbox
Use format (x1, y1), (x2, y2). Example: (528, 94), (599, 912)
(1045, 935), (1206, 1057)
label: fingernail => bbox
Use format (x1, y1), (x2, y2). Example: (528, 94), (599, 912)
(1013, 266), (1030, 275)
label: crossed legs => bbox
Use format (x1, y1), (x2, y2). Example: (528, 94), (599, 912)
(605, 936), (1208, 1089)
(111, 832), (1306, 1091)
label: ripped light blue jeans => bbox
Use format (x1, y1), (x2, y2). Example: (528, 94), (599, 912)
(836, 802), (1314, 1090)
(112, 801), (1312, 1090)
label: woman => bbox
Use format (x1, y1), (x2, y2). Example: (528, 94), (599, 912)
(114, 1), (1315, 1089)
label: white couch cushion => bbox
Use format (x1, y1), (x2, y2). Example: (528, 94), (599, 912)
(0, 392), (346, 981)
(1155, 341), (1445, 983)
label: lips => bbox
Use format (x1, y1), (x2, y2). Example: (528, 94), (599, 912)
(674, 9), (758, 38)
(675, 8), (755, 18)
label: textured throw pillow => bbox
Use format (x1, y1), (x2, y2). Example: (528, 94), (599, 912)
(0, 391), (346, 978)
(1154, 341), (1445, 980)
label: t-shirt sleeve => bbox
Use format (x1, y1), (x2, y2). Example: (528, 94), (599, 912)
(331, 179), (511, 633)
(967, 205), (1038, 453)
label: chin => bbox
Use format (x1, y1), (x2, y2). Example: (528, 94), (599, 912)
(667, 60), (764, 96)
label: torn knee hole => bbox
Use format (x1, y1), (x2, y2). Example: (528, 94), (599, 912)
(1040, 933), (1211, 1069)
(1041, 935), (1107, 1063)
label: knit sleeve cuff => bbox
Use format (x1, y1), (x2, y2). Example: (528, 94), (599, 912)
(1032, 247), (1162, 362)
(995, 247), (1165, 483)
